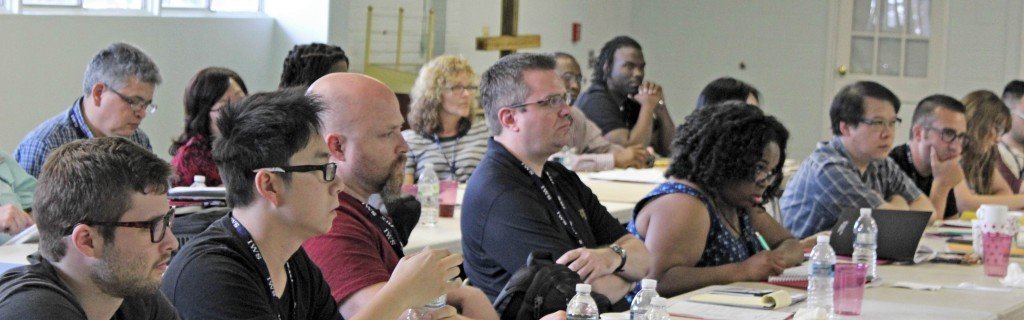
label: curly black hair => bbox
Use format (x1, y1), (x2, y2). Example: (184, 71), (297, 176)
(666, 101), (789, 200)
(279, 43), (349, 89)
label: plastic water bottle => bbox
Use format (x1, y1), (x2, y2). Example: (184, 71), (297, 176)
(807, 235), (836, 318)
(417, 169), (439, 227)
(644, 297), (670, 320)
(630, 279), (659, 319)
(425, 294), (446, 310)
(190, 175), (207, 188)
(566, 283), (599, 320)
(852, 208), (878, 281)
(401, 295), (446, 320)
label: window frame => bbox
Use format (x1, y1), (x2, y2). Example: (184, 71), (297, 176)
(8, 0), (262, 16)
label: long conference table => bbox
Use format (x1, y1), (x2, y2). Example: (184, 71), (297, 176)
(1, 168), (1023, 319)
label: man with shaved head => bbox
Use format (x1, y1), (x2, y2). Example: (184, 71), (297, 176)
(302, 73), (497, 320)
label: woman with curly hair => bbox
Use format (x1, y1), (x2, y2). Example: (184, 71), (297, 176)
(402, 55), (490, 183)
(627, 102), (803, 296)
(950, 90), (1024, 210)
(170, 67), (247, 187)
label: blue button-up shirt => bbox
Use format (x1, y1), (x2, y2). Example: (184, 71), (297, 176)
(781, 136), (923, 239)
(13, 98), (152, 177)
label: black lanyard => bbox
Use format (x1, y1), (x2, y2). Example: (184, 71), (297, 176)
(361, 202), (406, 258)
(519, 163), (586, 247)
(230, 215), (296, 320)
(433, 134), (460, 177)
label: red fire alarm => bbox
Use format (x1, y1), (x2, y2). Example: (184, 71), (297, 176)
(572, 22), (581, 43)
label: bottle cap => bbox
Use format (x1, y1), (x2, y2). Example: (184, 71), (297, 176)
(860, 208), (871, 217)
(641, 278), (657, 289)
(652, 297), (668, 307)
(817, 235), (830, 244)
(575, 283), (591, 293)
(194, 175), (205, 183)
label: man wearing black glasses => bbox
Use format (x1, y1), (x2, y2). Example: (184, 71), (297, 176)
(14, 42), (162, 178)
(0, 137), (178, 319)
(462, 53), (651, 311)
(889, 95), (968, 222)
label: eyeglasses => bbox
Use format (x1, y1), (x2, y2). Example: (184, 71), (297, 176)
(507, 92), (572, 110)
(444, 85), (479, 94)
(253, 162), (337, 182)
(923, 125), (970, 144)
(106, 84), (157, 114)
(754, 165), (779, 186)
(75, 208), (175, 243)
(859, 117), (901, 130)
(559, 73), (585, 86)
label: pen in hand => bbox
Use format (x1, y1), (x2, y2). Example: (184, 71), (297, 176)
(755, 231), (772, 251)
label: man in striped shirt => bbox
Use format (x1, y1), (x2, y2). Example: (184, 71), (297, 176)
(14, 42), (161, 177)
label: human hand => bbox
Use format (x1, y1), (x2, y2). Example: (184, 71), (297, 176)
(0, 204), (33, 235)
(425, 305), (460, 320)
(388, 248), (463, 307)
(613, 145), (652, 169)
(629, 81), (664, 109)
(556, 247), (619, 282)
(447, 286), (499, 320)
(930, 148), (964, 190)
(539, 311), (567, 320)
(740, 250), (787, 281)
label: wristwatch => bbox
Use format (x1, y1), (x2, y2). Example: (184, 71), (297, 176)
(609, 244), (627, 273)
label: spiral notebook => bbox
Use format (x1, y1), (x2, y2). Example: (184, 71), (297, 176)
(765, 274), (808, 289)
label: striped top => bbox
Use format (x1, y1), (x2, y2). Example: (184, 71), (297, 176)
(403, 119), (490, 183)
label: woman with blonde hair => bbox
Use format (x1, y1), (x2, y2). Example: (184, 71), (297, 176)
(403, 55), (490, 183)
(951, 90), (1024, 212)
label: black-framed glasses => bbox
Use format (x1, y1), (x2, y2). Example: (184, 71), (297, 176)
(253, 162), (337, 182)
(507, 92), (572, 110)
(444, 85), (479, 94)
(106, 83), (157, 114)
(76, 208), (175, 243)
(859, 117), (901, 130)
(923, 125), (970, 144)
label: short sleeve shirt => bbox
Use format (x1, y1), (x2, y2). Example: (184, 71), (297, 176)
(888, 144), (958, 219)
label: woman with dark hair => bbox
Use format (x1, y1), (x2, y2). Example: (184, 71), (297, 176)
(695, 77), (760, 109)
(949, 90), (1024, 210)
(279, 43), (349, 89)
(627, 102), (803, 296)
(402, 55), (489, 184)
(169, 67), (248, 187)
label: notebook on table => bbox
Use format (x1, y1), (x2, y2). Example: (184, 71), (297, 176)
(829, 208), (931, 263)
(688, 287), (805, 310)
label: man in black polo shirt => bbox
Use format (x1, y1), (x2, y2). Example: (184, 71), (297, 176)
(462, 53), (651, 307)
(888, 94), (966, 222)
(576, 36), (675, 156)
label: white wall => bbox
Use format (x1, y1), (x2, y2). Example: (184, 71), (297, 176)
(0, 15), (281, 159)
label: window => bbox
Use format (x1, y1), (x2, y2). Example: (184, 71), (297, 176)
(17, 0), (260, 13)
(161, 0), (258, 12)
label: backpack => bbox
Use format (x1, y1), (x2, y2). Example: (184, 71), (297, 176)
(492, 251), (613, 320)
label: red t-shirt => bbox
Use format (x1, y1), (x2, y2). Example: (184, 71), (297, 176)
(303, 192), (402, 303)
(170, 135), (222, 187)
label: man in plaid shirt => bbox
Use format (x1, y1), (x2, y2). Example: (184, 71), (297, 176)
(14, 42), (161, 177)
(781, 81), (933, 239)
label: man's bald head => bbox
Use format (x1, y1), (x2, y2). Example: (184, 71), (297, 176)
(307, 73), (401, 134)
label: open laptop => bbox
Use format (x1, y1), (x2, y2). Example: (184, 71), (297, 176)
(829, 208), (931, 262)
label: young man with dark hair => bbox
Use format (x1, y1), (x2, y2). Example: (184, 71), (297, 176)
(575, 36), (675, 156)
(888, 95), (967, 222)
(161, 88), (461, 319)
(998, 80), (1024, 192)
(15, 42), (162, 177)
(463, 53), (651, 309)
(781, 81), (933, 239)
(0, 137), (178, 320)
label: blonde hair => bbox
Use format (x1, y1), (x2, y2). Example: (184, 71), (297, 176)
(408, 55), (478, 136)
(962, 90), (1011, 194)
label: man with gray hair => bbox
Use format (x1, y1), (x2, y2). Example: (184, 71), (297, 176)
(15, 42), (162, 177)
(461, 53), (651, 310)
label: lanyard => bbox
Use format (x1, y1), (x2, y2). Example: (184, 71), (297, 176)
(519, 162), (586, 247)
(230, 216), (296, 320)
(433, 134), (460, 177)
(360, 202), (406, 258)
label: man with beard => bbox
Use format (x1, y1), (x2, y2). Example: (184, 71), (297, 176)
(998, 80), (1024, 193)
(162, 89), (461, 319)
(552, 52), (650, 171)
(576, 36), (675, 156)
(302, 73), (496, 319)
(462, 53), (651, 310)
(0, 137), (178, 319)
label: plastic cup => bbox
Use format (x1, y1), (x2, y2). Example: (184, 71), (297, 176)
(438, 180), (458, 218)
(984, 232), (1013, 277)
(833, 263), (868, 316)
